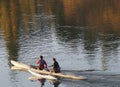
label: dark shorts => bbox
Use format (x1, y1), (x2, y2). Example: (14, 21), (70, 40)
(54, 67), (61, 73)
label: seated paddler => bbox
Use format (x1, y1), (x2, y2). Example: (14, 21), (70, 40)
(36, 55), (47, 70)
(49, 58), (61, 73)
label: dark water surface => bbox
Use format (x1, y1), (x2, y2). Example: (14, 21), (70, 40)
(0, 0), (120, 87)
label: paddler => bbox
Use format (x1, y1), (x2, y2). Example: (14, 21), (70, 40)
(49, 58), (61, 73)
(36, 55), (47, 70)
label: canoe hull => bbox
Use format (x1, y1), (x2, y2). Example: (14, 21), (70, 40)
(10, 60), (87, 80)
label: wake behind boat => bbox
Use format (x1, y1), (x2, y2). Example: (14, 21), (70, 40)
(10, 60), (87, 81)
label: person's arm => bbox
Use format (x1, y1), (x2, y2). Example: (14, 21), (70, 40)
(48, 64), (53, 67)
(37, 59), (40, 64)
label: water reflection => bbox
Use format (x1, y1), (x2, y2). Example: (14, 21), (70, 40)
(0, 0), (120, 70)
(38, 79), (46, 87)
(0, 0), (120, 87)
(38, 79), (60, 87)
(0, 0), (20, 60)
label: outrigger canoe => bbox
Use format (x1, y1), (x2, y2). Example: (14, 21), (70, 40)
(10, 60), (86, 80)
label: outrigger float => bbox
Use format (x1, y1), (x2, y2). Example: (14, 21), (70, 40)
(10, 60), (87, 81)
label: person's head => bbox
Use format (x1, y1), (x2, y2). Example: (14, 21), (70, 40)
(40, 55), (43, 59)
(53, 58), (56, 61)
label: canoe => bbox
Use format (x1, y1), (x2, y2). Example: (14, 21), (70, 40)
(10, 60), (87, 80)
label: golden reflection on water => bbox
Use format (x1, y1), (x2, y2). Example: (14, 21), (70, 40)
(0, 1), (120, 87)
(0, 0), (120, 33)
(0, 0), (120, 69)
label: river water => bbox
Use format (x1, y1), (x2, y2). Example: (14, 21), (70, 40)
(0, 0), (120, 87)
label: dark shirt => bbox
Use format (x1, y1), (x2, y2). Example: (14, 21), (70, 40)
(53, 61), (60, 73)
